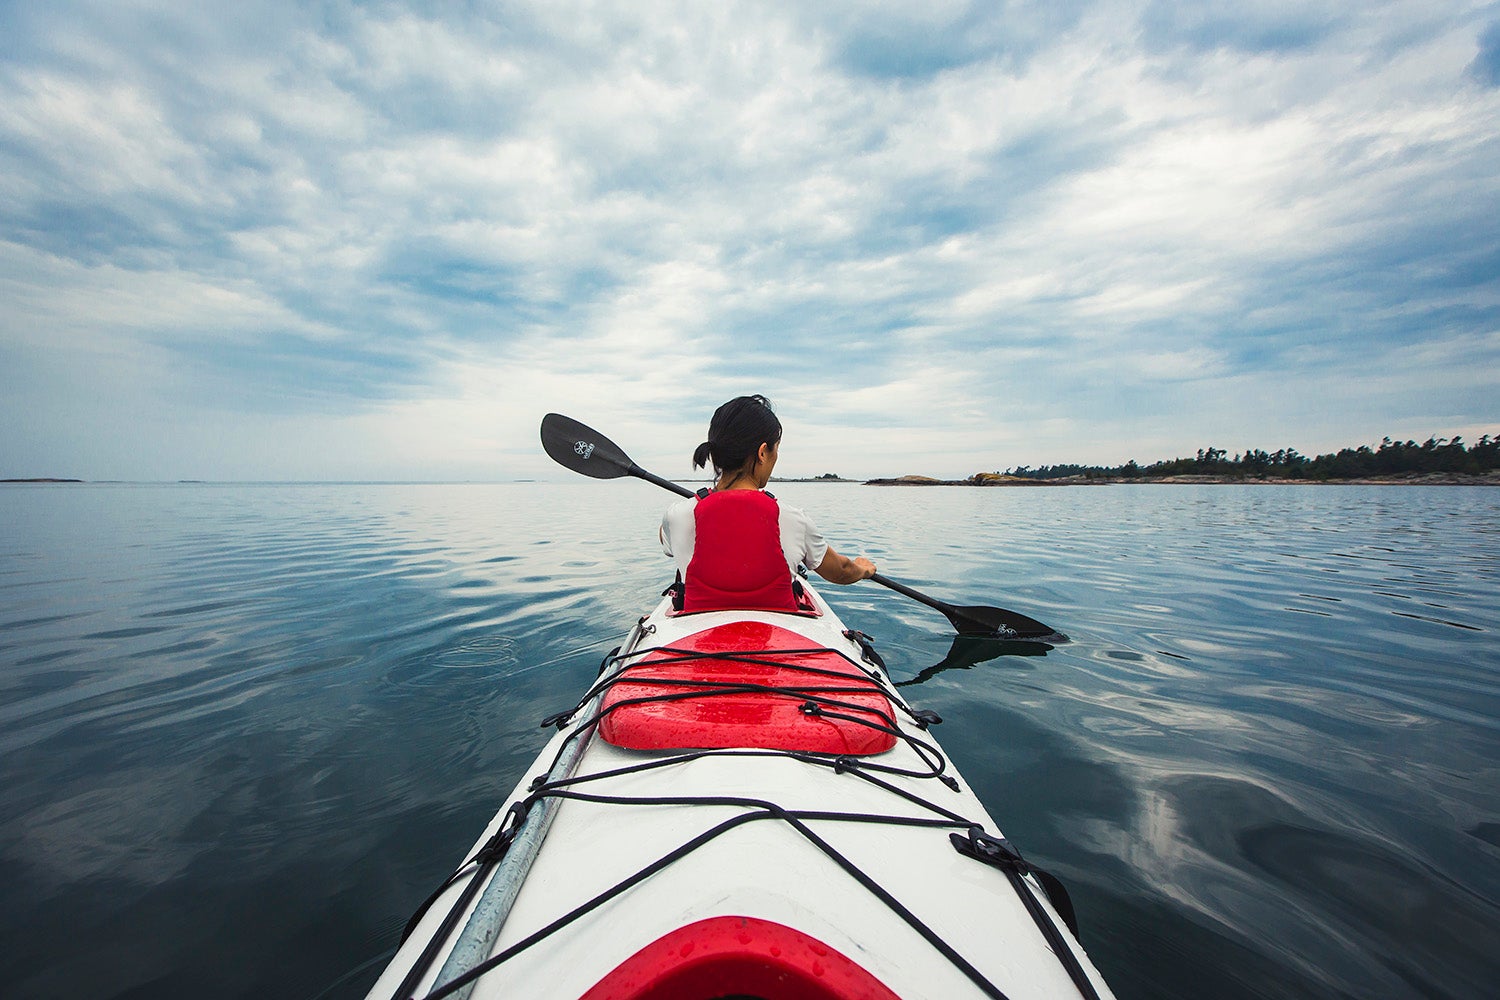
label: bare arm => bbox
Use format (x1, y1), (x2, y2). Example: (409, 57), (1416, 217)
(813, 544), (876, 585)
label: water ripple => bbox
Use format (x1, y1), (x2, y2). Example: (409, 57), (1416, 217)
(0, 482), (1496, 1000)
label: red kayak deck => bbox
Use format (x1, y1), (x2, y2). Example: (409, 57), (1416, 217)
(598, 621), (897, 755)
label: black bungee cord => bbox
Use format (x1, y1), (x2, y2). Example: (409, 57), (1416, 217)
(389, 630), (1098, 1000)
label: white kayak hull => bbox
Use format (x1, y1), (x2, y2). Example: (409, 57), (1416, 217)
(367, 584), (1116, 1000)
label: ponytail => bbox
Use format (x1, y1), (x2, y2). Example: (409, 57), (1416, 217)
(692, 395), (783, 479)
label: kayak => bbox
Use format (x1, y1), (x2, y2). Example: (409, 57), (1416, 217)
(367, 579), (1116, 1000)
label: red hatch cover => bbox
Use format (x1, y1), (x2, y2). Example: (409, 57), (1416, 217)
(599, 621), (896, 755)
(578, 915), (901, 1000)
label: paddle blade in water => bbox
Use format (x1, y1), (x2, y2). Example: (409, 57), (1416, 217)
(949, 604), (1068, 643)
(541, 414), (634, 480)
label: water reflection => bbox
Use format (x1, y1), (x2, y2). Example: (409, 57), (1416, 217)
(0, 482), (1496, 1000)
(896, 633), (1053, 687)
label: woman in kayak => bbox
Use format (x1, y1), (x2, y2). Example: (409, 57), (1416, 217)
(661, 395), (876, 612)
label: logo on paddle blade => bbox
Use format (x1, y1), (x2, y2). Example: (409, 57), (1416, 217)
(574, 440), (595, 460)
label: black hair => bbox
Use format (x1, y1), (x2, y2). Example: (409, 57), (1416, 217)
(693, 394), (783, 478)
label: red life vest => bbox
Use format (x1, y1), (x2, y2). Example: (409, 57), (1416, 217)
(683, 490), (798, 613)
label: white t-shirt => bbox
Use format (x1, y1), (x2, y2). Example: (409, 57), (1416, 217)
(661, 493), (829, 578)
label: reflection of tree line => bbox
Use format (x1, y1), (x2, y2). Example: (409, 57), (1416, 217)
(896, 635), (1053, 688)
(1004, 435), (1500, 481)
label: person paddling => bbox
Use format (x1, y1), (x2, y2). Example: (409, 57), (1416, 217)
(660, 395), (876, 613)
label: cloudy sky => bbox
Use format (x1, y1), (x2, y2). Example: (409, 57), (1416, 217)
(2, 1), (1497, 482)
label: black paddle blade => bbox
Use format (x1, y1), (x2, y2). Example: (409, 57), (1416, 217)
(949, 604), (1068, 643)
(541, 413), (635, 480)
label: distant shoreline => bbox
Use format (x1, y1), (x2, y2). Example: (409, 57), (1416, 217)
(864, 472), (1500, 487)
(8, 473), (1492, 487)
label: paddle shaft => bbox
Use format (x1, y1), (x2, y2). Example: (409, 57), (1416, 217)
(630, 464), (696, 500)
(871, 572), (955, 615)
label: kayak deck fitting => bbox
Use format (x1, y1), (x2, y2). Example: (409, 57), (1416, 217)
(367, 582), (1115, 1000)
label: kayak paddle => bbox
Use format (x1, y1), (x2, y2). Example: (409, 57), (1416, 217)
(541, 412), (696, 499)
(540, 412), (1065, 641)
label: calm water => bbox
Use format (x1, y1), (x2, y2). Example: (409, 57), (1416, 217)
(2, 482), (1497, 999)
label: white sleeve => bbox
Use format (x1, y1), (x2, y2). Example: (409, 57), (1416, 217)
(660, 498), (698, 575)
(778, 502), (828, 572)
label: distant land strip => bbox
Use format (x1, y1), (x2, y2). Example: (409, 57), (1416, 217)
(867, 435), (1500, 486)
(9, 436), (1497, 486)
(865, 472), (1499, 486)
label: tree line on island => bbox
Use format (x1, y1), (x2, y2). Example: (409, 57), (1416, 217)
(1004, 435), (1500, 481)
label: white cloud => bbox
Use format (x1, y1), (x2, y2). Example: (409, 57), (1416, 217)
(0, 240), (320, 346)
(0, 73), (206, 203)
(0, 0), (1496, 480)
